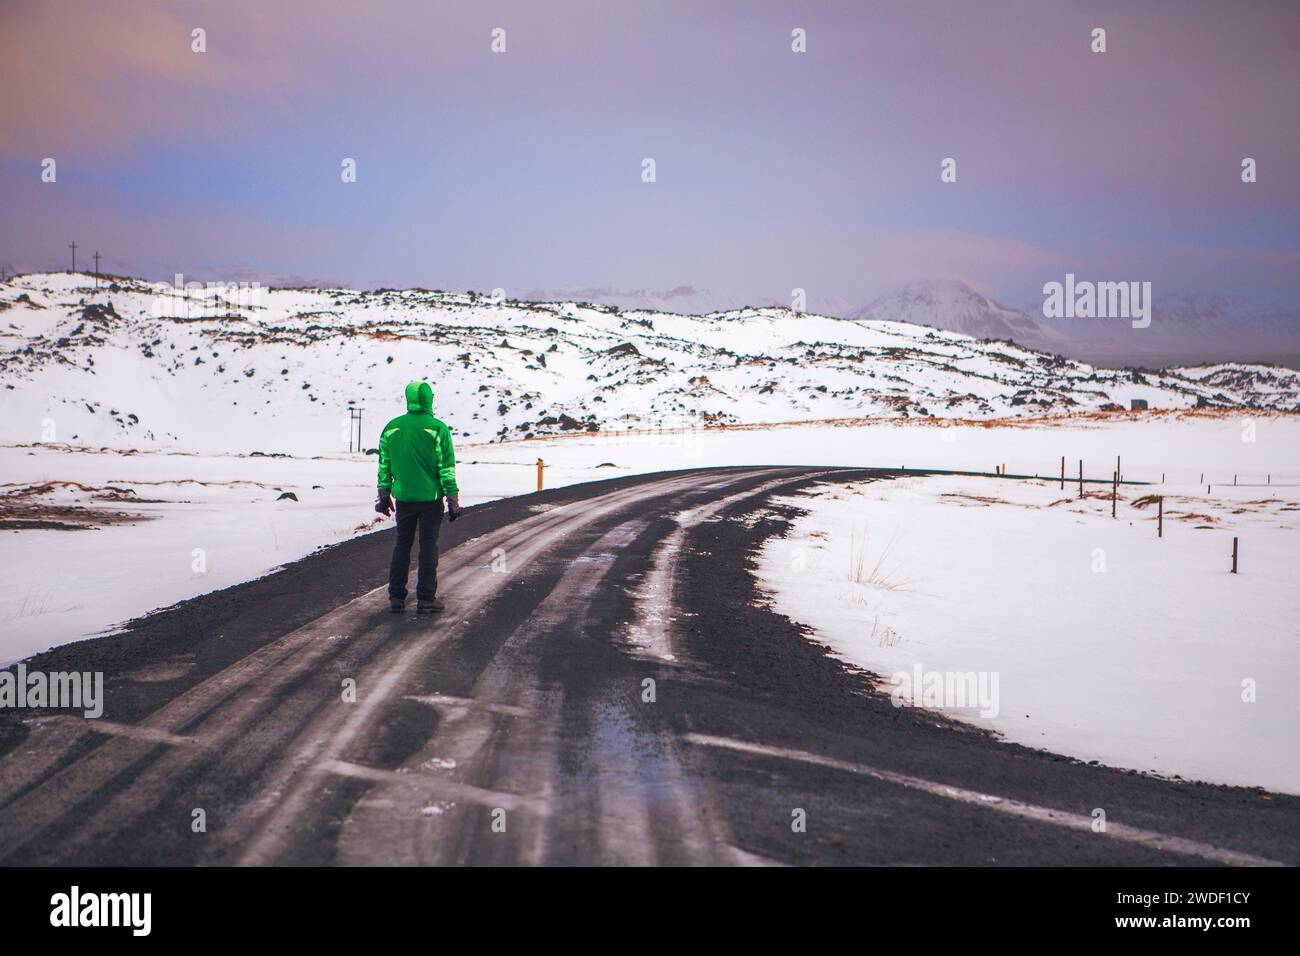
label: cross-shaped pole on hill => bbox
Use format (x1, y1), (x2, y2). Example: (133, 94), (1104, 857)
(93, 251), (101, 287)
(69, 241), (77, 273)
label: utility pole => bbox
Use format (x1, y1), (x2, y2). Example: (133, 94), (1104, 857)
(347, 406), (363, 453)
(93, 251), (102, 288)
(69, 241), (78, 273)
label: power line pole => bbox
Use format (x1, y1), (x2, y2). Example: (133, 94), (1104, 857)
(348, 406), (364, 452)
(93, 251), (102, 288)
(69, 241), (78, 273)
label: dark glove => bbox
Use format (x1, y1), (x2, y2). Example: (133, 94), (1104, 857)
(446, 493), (462, 522)
(375, 489), (393, 516)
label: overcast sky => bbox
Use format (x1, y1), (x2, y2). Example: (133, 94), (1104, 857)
(1, 0), (1297, 307)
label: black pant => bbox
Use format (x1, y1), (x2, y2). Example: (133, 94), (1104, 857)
(388, 499), (444, 602)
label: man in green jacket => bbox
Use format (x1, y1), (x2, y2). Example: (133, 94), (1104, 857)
(375, 381), (462, 613)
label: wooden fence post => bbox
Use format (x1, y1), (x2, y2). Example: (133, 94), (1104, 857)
(536, 458), (545, 492)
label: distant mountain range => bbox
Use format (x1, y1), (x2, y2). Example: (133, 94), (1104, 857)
(851, 279), (1300, 370)
(523, 279), (1299, 370)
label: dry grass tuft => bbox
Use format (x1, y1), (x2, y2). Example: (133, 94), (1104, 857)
(848, 527), (907, 591)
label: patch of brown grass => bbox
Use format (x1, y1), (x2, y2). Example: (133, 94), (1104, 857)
(0, 502), (149, 530)
(1171, 511), (1218, 523)
(939, 492), (1006, 506)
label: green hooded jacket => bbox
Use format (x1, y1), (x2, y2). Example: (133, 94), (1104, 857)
(376, 382), (459, 501)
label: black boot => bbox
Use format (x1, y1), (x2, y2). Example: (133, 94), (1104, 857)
(417, 597), (445, 614)
(390, 597), (405, 614)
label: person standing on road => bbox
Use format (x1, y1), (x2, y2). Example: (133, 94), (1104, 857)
(375, 381), (463, 613)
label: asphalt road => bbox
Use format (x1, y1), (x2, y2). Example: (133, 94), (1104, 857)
(1, 466), (1296, 865)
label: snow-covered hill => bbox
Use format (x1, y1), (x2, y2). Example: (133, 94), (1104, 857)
(2, 272), (1296, 455)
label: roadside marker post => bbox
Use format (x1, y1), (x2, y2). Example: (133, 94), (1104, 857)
(1060, 455), (1064, 490)
(537, 458), (545, 492)
(1078, 460), (1083, 499)
(1158, 496), (1163, 538)
(1231, 537), (1239, 574)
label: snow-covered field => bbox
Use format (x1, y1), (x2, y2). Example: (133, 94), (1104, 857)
(0, 447), (370, 664)
(756, 471), (1300, 794)
(4, 414), (1296, 668)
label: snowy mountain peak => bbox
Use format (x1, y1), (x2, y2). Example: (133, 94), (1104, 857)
(851, 279), (1046, 342)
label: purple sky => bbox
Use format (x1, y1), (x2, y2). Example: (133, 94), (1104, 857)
(1, 0), (1297, 307)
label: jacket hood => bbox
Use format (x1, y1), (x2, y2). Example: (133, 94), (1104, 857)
(405, 381), (434, 414)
